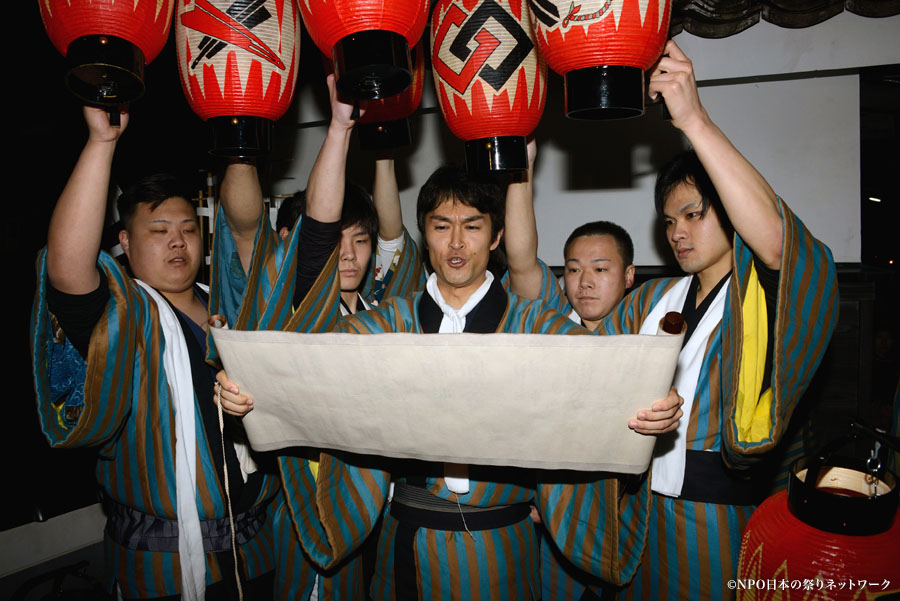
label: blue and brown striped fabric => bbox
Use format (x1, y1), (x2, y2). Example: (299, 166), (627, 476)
(30, 250), (281, 598)
(209, 210), (423, 599)
(596, 199), (838, 601)
(320, 291), (651, 600)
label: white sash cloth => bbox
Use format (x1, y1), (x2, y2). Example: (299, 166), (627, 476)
(424, 272), (495, 494)
(639, 276), (730, 497)
(135, 281), (205, 601)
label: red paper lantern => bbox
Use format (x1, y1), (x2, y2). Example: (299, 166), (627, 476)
(300, 0), (429, 100)
(737, 464), (900, 600)
(528, 0), (671, 118)
(357, 38), (425, 150)
(431, 0), (547, 172)
(39, 0), (175, 105)
(176, 0), (301, 156)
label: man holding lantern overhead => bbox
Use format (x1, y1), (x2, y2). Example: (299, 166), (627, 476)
(593, 41), (838, 600)
(29, 107), (310, 599)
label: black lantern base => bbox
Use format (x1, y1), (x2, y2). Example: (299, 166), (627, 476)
(66, 35), (146, 106)
(465, 136), (527, 173)
(358, 118), (412, 150)
(209, 116), (271, 158)
(332, 31), (411, 101)
(788, 456), (898, 536)
(564, 65), (645, 120)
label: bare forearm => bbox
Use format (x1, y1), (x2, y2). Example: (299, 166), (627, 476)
(220, 161), (263, 273)
(504, 156), (543, 299)
(47, 138), (116, 294)
(650, 41), (783, 269)
(681, 115), (783, 268)
(374, 156), (403, 240)
(306, 123), (352, 223)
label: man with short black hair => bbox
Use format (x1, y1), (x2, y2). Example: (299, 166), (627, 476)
(599, 41), (839, 601)
(263, 159), (684, 601)
(31, 107), (302, 600)
(503, 142), (636, 332)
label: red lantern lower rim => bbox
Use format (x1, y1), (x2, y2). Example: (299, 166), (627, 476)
(464, 136), (528, 174)
(332, 31), (412, 101)
(564, 65), (644, 121)
(65, 35), (145, 106)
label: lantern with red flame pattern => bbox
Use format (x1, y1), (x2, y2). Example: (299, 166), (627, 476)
(528, 0), (671, 119)
(357, 38), (425, 150)
(737, 455), (900, 600)
(300, 0), (428, 101)
(431, 0), (546, 172)
(39, 0), (175, 106)
(176, 0), (300, 156)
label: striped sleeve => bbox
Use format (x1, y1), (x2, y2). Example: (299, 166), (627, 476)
(501, 259), (571, 314)
(206, 206), (274, 364)
(278, 451), (390, 571)
(30, 250), (144, 448)
(536, 474), (652, 587)
(721, 198), (839, 466)
(363, 228), (426, 305)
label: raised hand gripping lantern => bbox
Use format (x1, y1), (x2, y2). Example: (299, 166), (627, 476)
(299, 0), (429, 100)
(39, 0), (175, 105)
(356, 38), (426, 150)
(528, 0), (671, 118)
(431, 0), (547, 172)
(176, 0), (301, 156)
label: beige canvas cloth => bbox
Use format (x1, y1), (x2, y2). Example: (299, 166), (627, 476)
(213, 330), (682, 473)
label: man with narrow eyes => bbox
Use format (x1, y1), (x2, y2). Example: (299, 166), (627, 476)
(30, 107), (284, 599)
(598, 41), (839, 601)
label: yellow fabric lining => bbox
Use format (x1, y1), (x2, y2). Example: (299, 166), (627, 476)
(309, 459), (319, 480)
(735, 263), (774, 443)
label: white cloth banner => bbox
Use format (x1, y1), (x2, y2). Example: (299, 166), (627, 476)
(212, 330), (683, 474)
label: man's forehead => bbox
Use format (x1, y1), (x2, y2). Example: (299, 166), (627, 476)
(663, 183), (703, 216)
(134, 196), (196, 220)
(566, 234), (623, 263)
(428, 198), (490, 220)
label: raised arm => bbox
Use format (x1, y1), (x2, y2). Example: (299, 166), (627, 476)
(373, 152), (403, 241)
(649, 40), (783, 269)
(47, 107), (128, 294)
(219, 159), (264, 274)
(305, 73), (358, 223)
(504, 139), (544, 299)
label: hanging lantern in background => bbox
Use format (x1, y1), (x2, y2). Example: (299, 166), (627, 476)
(528, 0), (670, 119)
(431, 0), (547, 172)
(176, 0), (300, 157)
(39, 0), (175, 107)
(356, 38), (426, 150)
(737, 433), (900, 600)
(300, 0), (429, 100)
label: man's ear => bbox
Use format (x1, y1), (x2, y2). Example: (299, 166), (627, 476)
(490, 228), (504, 251)
(118, 229), (130, 256)
(625, 264), (635, 289)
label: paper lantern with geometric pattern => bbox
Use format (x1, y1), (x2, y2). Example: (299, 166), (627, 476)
(300, 0), (429, 100)
(528, 0), (671, 119)
(39, 0), (175, 105)
(176, 0), (301, 156)
(431, 0), (547, 172)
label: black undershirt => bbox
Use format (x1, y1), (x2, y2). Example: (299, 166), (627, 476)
(292, 215), (342, 309)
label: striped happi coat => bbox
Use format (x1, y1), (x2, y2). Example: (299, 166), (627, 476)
(30, 248), (285, 598)
(598, 199), (838, 600)
(208, 208), (426, 599)
(277, 289), (653, 601)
